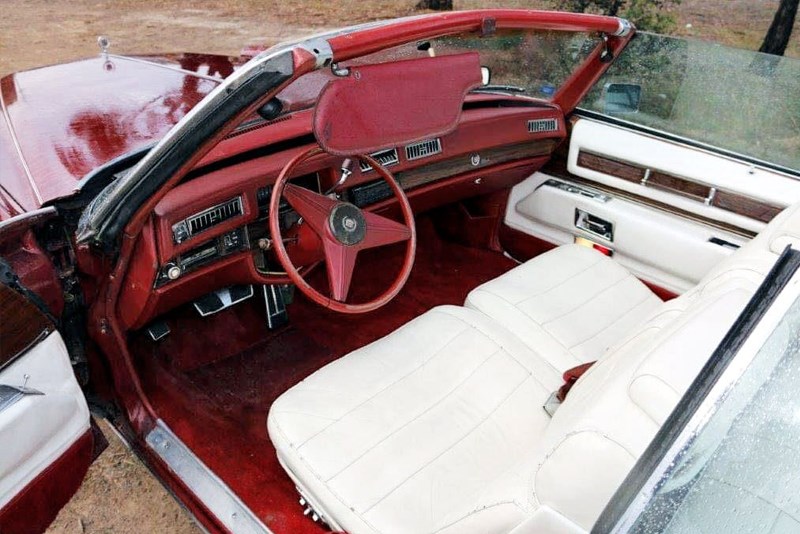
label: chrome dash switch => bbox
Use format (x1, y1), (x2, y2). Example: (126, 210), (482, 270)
(166, 264), (182, 280)
(172, 221), (190, 244)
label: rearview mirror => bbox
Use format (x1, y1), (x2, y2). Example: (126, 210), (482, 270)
(603, 82), (642, 114)
(481, 66), (491, 85)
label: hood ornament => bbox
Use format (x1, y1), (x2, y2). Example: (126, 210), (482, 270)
(97, 35), (115, 71)
(97, 35), (110, 54)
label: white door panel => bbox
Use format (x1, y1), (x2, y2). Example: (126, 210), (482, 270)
(567, 120), (800, 234)
(0, 331), (90, 509)
(504, 118), (800, 293)
(506, 173), (746, 293)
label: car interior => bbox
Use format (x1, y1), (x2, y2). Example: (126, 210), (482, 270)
(68, 24), (800, 534)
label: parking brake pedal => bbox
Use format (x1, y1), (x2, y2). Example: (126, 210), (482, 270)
(193, 285), (254, 317)
(263, 285), (290, 329)
(147, 320), (171, 341)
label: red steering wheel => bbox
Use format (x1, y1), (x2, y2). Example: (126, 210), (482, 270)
(269, 146), (417, 313)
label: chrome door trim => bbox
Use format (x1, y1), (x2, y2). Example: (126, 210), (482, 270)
(145, 420), (272, 534)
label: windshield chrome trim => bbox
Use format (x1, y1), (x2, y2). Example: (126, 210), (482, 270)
(574, 109), (800, 178)
(76, 45), (300, 248)
(0, 86), (43, 205)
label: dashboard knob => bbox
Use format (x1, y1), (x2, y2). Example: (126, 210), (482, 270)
(166, 264), (182, 280)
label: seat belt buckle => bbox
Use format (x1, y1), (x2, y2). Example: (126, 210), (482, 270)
(543, 361), (597, 417)
(543, 391), (561, 417)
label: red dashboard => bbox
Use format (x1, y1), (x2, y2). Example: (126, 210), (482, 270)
(118, 99), (565, 329)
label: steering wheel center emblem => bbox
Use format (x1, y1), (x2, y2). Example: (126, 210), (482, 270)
(329, 203), (367, 245)
(342, 216), (358, 232)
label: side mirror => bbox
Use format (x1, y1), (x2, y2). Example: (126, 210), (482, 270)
(481, 66), (491, 86)
(603, 83), (642, 114)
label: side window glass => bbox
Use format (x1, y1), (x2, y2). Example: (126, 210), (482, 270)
(580, 33), (800, 172)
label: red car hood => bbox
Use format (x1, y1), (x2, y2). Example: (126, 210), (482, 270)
(0, 53), (237, 216)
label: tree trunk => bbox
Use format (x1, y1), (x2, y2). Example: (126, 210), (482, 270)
(415, 0), (453, 10)
(760, 0), (799, 56)
(606, 0), (625, 17)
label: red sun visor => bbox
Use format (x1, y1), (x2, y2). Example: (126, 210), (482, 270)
(313, 52), (482, 156)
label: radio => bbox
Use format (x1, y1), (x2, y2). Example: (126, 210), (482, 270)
(156, 227), (249, 287)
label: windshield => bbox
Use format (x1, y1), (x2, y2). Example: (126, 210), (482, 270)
(579, 32), (800, 173)
(273, 29), (601, 112)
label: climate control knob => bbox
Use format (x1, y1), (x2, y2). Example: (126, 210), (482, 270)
(165, 264), (182, 281)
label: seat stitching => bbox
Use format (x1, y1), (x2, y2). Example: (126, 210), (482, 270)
(565, 292), (657, 350)
(426, 501), (526, 534)
(456, 319), (557, 391)
(537, 272), (630, 327)
(325, 348), (507, 481)
(529, 429), (638, 509)
(272, 410), (338, 421)
(270, 421), (383, 533)
(362, 375), (532, 514)
(295, 317), (470, 449)
(629, 373), (681, 400)
(470, 290), (576, 375)
(515, 254), (606, 305)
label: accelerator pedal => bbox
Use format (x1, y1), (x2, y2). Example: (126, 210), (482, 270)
(193, 285), (254, 317)
(263, 284), (292, 330)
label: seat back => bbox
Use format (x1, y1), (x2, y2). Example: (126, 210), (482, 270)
(528, 203), (800, 530)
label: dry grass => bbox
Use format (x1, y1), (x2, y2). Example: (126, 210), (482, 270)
(47, 420), (199, 534)
(1, 0), (797, 75)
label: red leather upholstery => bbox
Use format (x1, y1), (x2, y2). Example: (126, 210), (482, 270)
(313, 53), (482, 155)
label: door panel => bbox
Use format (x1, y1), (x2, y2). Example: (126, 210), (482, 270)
(507, 174), (745, 293)
(567, 120), (799, 233)
(504, 118), (800, 293)
(0, 281), (92, 531)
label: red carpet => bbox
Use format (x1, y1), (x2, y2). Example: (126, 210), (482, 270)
(133, 216), (517, 533)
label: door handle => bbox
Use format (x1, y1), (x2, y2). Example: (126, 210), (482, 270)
(708, 237), (740, 250)
(575, 209), (614, 241)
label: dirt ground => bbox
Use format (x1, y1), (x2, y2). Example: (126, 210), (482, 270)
(46, 420), (200, 534)
(0, 0), (797, 75)
(0, 1), (796, 533)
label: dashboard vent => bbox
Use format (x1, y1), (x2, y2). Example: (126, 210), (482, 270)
(527, 118), (558, 134)
(360, 148), (399, 172)
(405, 138), (442, 161)
(173, 197), (243, 243)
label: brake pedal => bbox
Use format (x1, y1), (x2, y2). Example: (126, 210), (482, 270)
(193, 285), (254, 317)
(263, 284), (290, 329)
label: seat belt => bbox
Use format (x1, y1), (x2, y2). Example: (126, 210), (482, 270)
(543, 361), (596, 417)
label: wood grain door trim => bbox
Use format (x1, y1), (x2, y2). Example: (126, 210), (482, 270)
(576, 150), (784, 223)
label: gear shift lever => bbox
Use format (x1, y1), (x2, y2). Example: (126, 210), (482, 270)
(324, 158), (354, 196)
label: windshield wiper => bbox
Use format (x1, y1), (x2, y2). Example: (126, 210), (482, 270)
(471, 84), (526, 94)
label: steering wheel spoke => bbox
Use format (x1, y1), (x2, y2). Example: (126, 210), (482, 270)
(322, 240), (358, 302)
(359, 211), (412, 251)
(282, 183), (338, 237)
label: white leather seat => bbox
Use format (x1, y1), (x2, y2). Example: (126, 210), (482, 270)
(268, 203), (800, 533)
(269, 305), (563, 534)
(466, 244), (663, 373)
